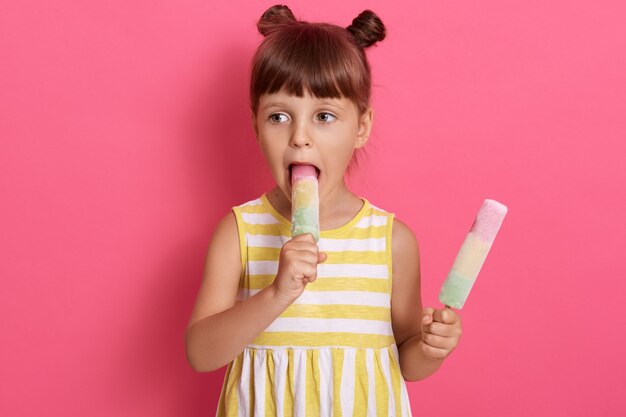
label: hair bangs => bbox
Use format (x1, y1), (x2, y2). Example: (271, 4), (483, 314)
(251, 24), (369, 114)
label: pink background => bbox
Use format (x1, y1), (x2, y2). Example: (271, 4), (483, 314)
(2, 0), (625, 415)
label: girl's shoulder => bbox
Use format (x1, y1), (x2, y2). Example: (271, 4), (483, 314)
(232, 195), (264, 209)
(360, 198), (395, 223)
(361, 198), (414, 242)
(368, 198), (418, 263)
(389, 213), (420, 277)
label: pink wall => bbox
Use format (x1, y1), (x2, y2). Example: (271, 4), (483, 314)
(2, 1), (625, 415)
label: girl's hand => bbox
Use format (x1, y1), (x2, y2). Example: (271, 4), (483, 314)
(271, 233), (327, 304)
(419, 307), (462, 360)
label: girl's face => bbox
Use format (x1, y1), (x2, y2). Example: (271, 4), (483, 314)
(252, 89), (373, 204)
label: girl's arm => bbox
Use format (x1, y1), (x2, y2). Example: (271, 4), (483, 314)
(390, 218), (461, 381)
(185, 212), (292, 372)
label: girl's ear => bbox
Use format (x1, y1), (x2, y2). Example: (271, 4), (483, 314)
(250, 108), (259, 140)
(356, 108), (373, 149)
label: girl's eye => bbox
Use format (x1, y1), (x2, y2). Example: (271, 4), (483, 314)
(317, 112), (336, 123)
(269, 113), (289, 123)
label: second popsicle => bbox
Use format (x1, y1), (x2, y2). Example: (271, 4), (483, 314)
(438, 198), (508, 309)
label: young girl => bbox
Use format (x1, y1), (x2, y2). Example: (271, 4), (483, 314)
(186, 5), (463, 416)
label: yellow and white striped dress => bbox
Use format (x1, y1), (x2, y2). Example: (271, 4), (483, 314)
(216, 193), (413, 417)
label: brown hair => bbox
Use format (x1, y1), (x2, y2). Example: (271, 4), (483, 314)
(250, 5), (386, 117)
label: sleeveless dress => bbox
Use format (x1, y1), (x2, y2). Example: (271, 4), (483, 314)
(216, 193), (413, 417)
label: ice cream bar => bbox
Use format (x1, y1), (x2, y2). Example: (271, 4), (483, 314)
(438, 199), (508, 309)
(291, 164), (320, 242)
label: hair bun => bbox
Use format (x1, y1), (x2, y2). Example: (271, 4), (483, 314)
(257, 4), (298, 36)
(346, 10), (386, 48)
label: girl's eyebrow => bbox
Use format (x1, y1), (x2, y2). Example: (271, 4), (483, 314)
(315, 99), (345, 109)
(261, 102), (288, 110)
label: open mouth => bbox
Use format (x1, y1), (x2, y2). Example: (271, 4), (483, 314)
(289, 163), (320, 180)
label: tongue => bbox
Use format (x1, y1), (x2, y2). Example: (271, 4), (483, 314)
(291, 165), (317, 183)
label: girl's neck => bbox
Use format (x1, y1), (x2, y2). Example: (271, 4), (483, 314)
(266, 183), (364, 231)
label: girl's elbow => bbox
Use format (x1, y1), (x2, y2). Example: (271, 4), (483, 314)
(185, 348), (219, 373)
(185, 350), (205, 372)
(400, 369), (422, 383)
(185, 330), (213, 372)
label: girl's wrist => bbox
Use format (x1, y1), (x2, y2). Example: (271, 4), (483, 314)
(266, 283), (296, 308)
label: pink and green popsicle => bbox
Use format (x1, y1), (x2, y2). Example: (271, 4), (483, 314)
(290, 164), (320, 242)
(439, 199), (508, 309)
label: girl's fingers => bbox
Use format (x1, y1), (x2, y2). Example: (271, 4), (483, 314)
(290, 233), (316, 242)
(433, 308), (459, 324)
(420, 308), (462, 360)
(420, 342), (449, 360)
(286, 242), (319, 253)
(422, 333), (457, 350)
(421, 307), (436, 325)
(424, 322), (461, 338)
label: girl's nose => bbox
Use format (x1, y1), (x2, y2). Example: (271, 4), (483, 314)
(289, 127), (313, 148)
